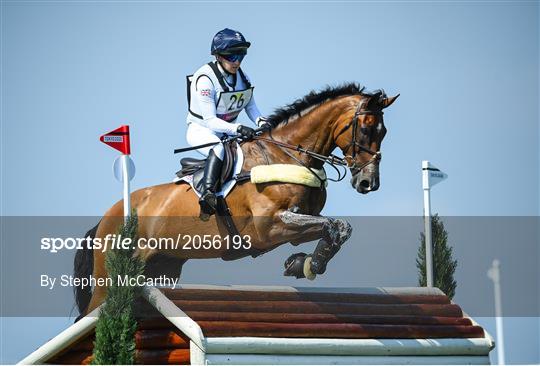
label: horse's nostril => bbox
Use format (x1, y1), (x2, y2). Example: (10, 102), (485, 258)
(359, 180), (370, 189)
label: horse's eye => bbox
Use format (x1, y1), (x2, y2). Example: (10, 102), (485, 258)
(360, 127), (369, 135)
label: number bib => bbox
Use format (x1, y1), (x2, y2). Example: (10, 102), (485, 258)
(215, 87), (254, 122)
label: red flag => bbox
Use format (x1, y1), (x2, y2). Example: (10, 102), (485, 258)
(100, 125), (131, 155)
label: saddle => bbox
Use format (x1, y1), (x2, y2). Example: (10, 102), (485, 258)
(175, 142), (246, 197)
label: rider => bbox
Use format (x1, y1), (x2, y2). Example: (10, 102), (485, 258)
(186, 28), (271, 215)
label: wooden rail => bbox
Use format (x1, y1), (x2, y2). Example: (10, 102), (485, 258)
(171, 300), (463, 317)
(160, 288), (451, 304)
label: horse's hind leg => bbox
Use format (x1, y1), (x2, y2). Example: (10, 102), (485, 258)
(277, 211), (352, 279)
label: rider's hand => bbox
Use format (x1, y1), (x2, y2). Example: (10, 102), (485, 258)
(237, 125), (256, 140)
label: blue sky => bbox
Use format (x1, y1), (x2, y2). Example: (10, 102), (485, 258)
(1, 1), (539, 364)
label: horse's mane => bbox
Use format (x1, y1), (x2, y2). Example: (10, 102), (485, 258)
(267, 83), (369, 127)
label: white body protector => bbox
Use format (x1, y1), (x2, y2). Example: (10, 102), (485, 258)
(186, 61), (262, 159)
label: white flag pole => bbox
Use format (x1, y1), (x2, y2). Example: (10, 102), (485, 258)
(422, 161), (434, 287)
(121, 154), (131, 222)
(113, 154), (135, 224)
(488, 259), (505, 365)
(422, 161), (448, 287)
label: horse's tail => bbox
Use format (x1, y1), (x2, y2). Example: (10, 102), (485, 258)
(73, 221), (99, 319)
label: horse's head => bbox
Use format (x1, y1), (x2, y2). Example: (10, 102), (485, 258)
(335, 91), (399, 194)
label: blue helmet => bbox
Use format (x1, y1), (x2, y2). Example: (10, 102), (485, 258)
(211, 28), (251, 55)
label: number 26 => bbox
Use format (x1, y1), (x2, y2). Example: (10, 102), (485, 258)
(228, 94), (245, 111)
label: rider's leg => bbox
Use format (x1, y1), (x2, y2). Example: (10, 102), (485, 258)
(186, 122), (224, 157)
(186, 123), (225, 216)
(199, 148), (223, 215)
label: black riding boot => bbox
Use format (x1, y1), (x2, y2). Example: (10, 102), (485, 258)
(199, 150), (223, 218)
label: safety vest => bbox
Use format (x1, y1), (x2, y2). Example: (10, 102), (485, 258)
(187, 61), (254, 123)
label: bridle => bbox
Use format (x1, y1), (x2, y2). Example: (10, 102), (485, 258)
(334, 98), (383, 174)
(254, 97), (383, 184)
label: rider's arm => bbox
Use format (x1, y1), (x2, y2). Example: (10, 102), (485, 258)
(194, 76), (240, 134)
(244, 94), (263, 125)
(241, 73), (265, 126)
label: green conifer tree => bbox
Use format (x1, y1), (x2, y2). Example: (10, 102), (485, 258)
(416, 214), (458, 299)
(92, 212), (144, 365)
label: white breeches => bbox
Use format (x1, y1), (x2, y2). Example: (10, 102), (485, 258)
(186, 122), (225, 160)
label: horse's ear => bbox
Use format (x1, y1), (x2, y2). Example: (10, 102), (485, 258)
(382, 94), (399, 109)
(367, 91), (382, 111)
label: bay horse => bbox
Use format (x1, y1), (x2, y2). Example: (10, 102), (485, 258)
(74, 83), (398, 317)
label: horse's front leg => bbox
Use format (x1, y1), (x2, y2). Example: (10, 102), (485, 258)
(277, 210), (352, 280)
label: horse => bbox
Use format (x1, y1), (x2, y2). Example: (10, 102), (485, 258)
(74, 83), (398, 317)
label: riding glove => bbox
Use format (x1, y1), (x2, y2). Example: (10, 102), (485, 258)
(237, 125), (256, 139)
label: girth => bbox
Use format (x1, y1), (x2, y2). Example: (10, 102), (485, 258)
(216, 196), (264, 261)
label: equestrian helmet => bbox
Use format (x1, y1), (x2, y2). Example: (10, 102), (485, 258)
(211, 28), (251, 55)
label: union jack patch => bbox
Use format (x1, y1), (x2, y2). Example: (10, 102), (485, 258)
(200, 88), (211, 97)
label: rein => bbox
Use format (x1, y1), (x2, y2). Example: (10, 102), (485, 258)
(253, 99), (383, 183)
(253, 136), (349, 183)
(253, 135), (380, 184)
(174, 98), (382, 185)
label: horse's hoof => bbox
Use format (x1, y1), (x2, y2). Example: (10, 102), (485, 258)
(303, 255), (316, 280)
(284, 252), (314, 279)
(283, 253), (316, 280)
